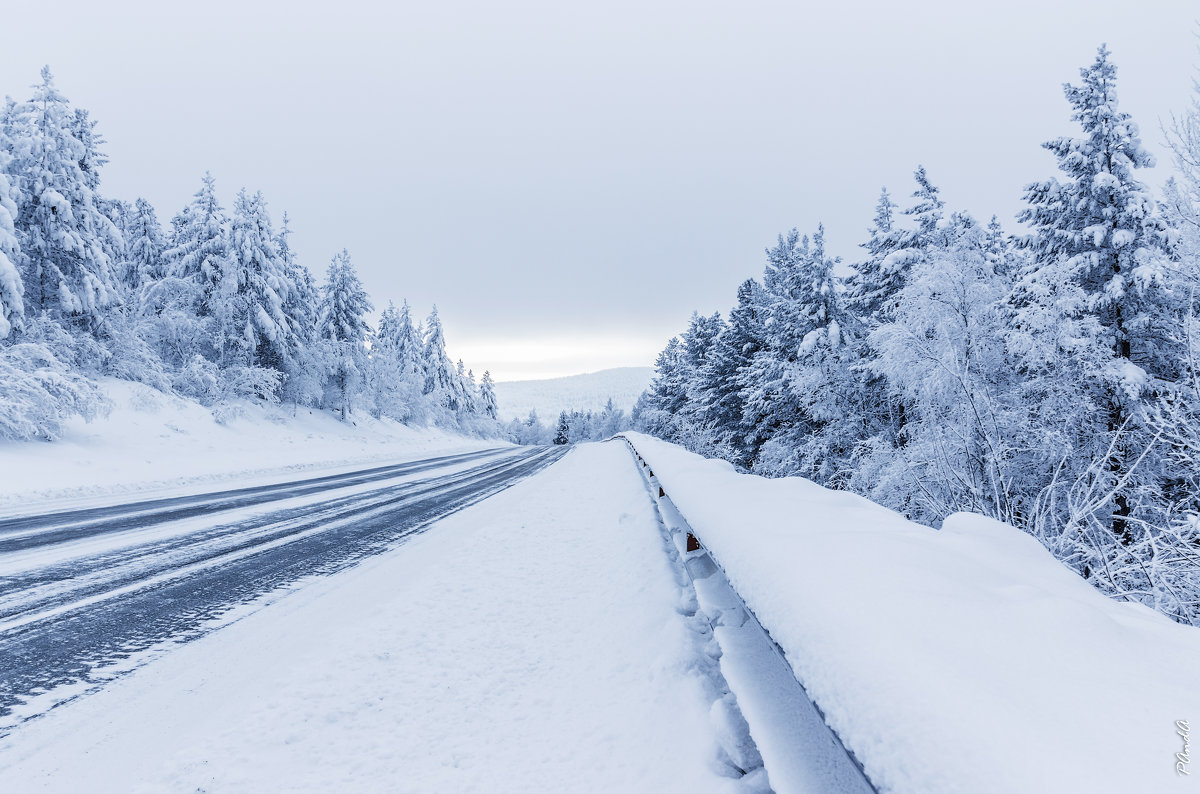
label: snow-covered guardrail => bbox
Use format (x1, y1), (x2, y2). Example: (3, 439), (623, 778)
(614, 434), (877, 794)
(614, 431), (1200, 794)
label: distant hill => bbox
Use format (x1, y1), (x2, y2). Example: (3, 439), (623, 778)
(493, 367), (654, 422)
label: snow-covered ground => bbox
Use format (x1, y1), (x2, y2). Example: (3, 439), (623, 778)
(0, 443), (761, 793)
(493, 366), (652, 421)
(622, 431), (1200, 794)
(0, 378), (503, 514)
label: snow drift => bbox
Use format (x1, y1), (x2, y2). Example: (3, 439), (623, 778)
(620, 431), (1200, 794)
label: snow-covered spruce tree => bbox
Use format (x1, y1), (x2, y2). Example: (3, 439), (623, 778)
(553, 411), (570, 445)
(421, 305), (461, 417)
(845, 170), (952, 465)
(732, 229), (809, 462)
(4, 67), (121, 335)
(393, 300), (425, 378)
(671, 311), (724, 449)
(162, 172), (228, 320)
(693, 279), (767, 465)
(455, 359), (477, 415)
(595, 396), (627, 439)
(847, 169), (947, 324)
(365, 298), (429, 424)
(122, 198), (167, 292)
(368, 300), (404, 419)
(215, 189), (292, 398)
(318, 249), (372, 421)
(1115, 61), (1200, 625)
(0, 123), (24, 340)
(846, 188), (901, 323)
(635, 336), (686, 440)
(507, 407), (547, 445)
(275, 213), (323, 407)
(1014, 45), (1180, 553)
(107, 196), (176, 393)
(748, 225), (856, 482)
(983, 214), (1015, 279)
(479, 370), (499, 420)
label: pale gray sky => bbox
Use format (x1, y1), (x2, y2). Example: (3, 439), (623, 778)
(1, 1), (1196, 379)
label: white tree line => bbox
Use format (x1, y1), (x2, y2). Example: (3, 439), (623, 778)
(0, 68), (501, 439)
(634, 47), (1200, 626)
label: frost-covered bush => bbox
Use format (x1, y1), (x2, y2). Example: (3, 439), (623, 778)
(21, 315), (106, 373)
(172, 354), (221, 404)
(0, 342), (106, 440)
(222, 365), (283, 403)
(100, 314), (171, 392)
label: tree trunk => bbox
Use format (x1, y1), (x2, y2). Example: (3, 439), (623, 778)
(1109, 296), (1134, 546)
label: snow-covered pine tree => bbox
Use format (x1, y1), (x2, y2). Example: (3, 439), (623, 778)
(635, 336), (685, 440)
(219, 189), (292, 384)
(135, 183), (222, 392)
(672, 311), (724, 446)
(692, 279), (767, 464)
(162, 172), (229, 319)
(846, 188), (901, 323)
(983, 215), (1013, 278)
(597, 396), (627, 438)
(377, 301), (400, 351)
(390, 299), (425, 380)
(422, 306), (460, 414)
(1014, 44), (1179, 547)
(733, 230), (811, 461)
(123, 198), (167, 291)
(554, 411), (570, 445)
(750, 225), (855, 480)
(275, 212), (323, 406)
(455, 359), (477, 414)
(847, 170), (946, 327)
(479, 370), (499, 420)
(907, 165), (945, 243)
(5, 67), (121, 332)
(0, 124), (24, 339)
(318, 249), (372, 421)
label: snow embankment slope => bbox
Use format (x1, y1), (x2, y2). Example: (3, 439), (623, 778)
(620, 431), (1200, 794)
(0, 378), (502, 512)
(0, 442), (756, 793)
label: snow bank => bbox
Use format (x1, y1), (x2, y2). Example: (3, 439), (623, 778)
(0, 443), (752, 793)
(621, 432), (1200, 794)
(0, 378), (504, 512)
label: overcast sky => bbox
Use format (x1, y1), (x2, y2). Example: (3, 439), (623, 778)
(1, 1), (1197, 379)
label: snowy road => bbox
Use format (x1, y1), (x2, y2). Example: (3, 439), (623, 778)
(0, 445), (564, 732)
(0, 442), (763, 794)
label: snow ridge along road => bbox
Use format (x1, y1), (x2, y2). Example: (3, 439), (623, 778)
(0, 445), (565, 733)
(616, 435), (878, 794)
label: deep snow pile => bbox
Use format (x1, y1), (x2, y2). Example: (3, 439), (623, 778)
(0, 443), (760, 793)
(0, 378), (503, 512)
(621, 432), (1200, 794)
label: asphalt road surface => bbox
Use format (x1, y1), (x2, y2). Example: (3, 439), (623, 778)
(0, 445), (566, 733)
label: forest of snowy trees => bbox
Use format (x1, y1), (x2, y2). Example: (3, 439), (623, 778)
(634, 46), (1200, 626)
(0, 68), (502, 440)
